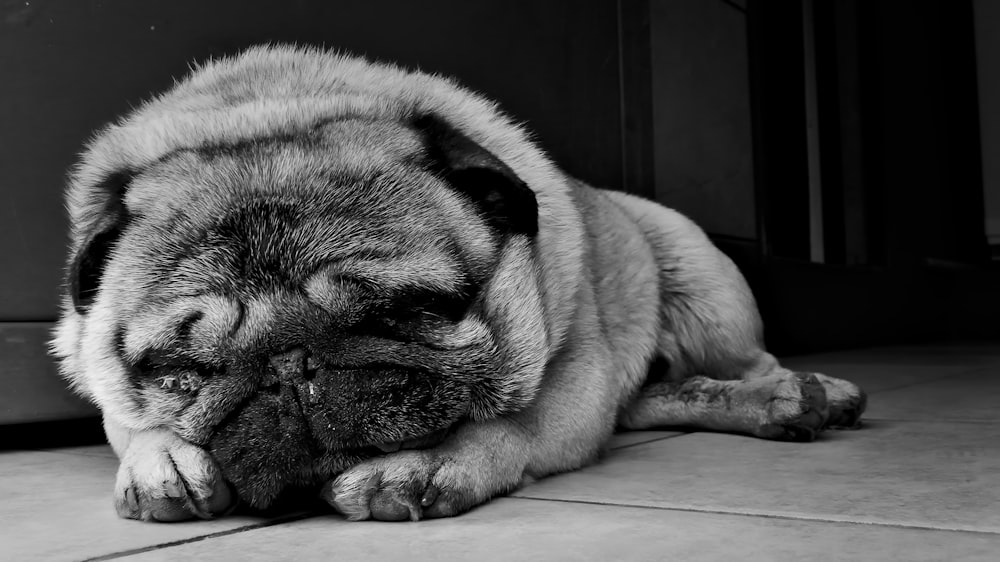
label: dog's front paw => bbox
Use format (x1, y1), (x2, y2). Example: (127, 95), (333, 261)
(755, 372), (830, 442)
(115, 429), (234, 522)
(321, 450), (485, 521)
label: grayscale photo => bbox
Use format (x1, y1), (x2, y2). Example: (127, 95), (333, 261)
(2, 1), (998, 560)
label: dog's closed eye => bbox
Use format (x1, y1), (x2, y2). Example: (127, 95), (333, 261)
(387, 290), (471, 323)
(358, 289), (473, 339)
(135, 350), (220, 393)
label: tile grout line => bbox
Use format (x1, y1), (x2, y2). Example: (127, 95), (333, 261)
(79, 512), (321, 561)
(509, 496), (1000, 537)
(609, 432), (691, 451)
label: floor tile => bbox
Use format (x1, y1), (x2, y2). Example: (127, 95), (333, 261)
(863, 368), (1000, 422)
(6, 343), (999, 560)
(120, 498), (1000, 562)
(0, 450), (272, 561)
(514, 421), (1000, 533)
(608, 430), (685, 450)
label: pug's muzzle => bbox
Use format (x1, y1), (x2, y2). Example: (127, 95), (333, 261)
(195, 342), (466, 508)
(130, 291), (492, 509)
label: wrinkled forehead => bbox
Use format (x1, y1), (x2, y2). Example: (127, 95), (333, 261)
(120, 118), (499, 292)
(125, 118), (426, 211)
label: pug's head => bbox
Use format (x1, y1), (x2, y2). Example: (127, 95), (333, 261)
(52, 109), (551, 508)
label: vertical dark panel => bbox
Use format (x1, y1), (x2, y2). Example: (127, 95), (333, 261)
(649, 0), (756, 239)
(974, 0), (1000, 254)
(813, 0), (880, 266)
(812, 0), (846, 265)
(746, 0), (810, 258)
(860, 0), (985, 266)
(617, 0), (655, 199)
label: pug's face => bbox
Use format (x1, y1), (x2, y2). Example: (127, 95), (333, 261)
(54, 115), (550, 506)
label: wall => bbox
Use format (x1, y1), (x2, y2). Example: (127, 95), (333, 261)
(0, 0), (624, 321)
(973, 0), (1000, 249)
(649, 0), (756, 240)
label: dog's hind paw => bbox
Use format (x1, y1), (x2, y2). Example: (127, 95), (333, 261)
(754, 372), (830, 442)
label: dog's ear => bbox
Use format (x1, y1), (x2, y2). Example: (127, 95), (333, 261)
(414, 114), (538, 237)
(68, 170), (134, 314)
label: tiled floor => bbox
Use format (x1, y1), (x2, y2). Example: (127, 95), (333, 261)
(4, 344), (1000, 561)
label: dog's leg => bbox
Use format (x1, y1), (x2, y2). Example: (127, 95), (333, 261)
(105, 417), (234, 521)
(322, 416), (531, 521)
(325, 338), (621, 521)
(620, 350), (866, 438)
(602, 190), (866, 433)
(620, 353), (866, 438)
(619, 366), (830, 441)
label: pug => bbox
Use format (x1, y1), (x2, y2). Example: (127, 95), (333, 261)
(51, 45), (867, 522)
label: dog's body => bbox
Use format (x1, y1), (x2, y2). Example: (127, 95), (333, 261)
(52, 46), (866, 522)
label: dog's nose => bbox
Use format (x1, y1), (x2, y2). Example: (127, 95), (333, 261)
(269, 347), (310, 384)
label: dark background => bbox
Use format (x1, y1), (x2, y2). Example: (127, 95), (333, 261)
(1, 0), (998, 426)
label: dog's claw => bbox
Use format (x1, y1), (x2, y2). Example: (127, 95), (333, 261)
(421, 484), (439, 507)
